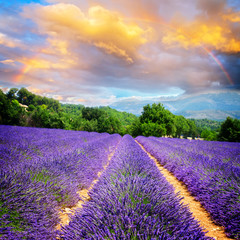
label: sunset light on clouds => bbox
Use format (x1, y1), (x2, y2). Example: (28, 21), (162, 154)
(0, 0), (239, 105)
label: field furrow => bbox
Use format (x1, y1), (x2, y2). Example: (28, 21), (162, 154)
(136, 140), (232, 240)
(0, 125), (121, 239)
(1, 125), (239, 239)
(57, 144), (118, 229)
(136, 136), (240, 239)
(60, 135), (211, 239)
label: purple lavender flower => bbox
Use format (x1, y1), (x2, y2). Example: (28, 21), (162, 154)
(0, 125), (121, 238)
(136, 136), (240, 239)
(61, 135), (211, 239)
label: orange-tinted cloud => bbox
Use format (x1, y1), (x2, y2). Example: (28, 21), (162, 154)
(27, 87), (54, 95)
(41, 39), (69, 55)
(1, 0), (239, 104)
(76, 98), (87, 103)
(222, 11), (240, 22)
(162, 10), (240, 53)
(19, 57), (75, 70)
(23, 4), (151, 63)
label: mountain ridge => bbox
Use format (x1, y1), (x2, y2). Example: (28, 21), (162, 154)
(110, 92), (240, 121)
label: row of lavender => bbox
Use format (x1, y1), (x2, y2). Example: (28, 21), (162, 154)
(60, 135), (211, 239)
(156, 137), (240, 166)
(136, 136), (240, 239)
(0, 125), (121, 239)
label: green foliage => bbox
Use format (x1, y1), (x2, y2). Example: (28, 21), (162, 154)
(140, 122), (166, 137)
(29, 105), (65, 129)
(100, 106), (137, 126)
(17, 87), (61, 112)
(201, 129), (217, 141)
(98, 115), (121, 134)
(138, 103), (175, 137)
(218, 117), (240, 142)
(0, 89), (8, 123)
(140, 103), (168, 124)
(129, 118), (141, 137)
(129, 103), (198, 138)
(174, 115), (189, 138)
(185, 119), (198, 139)
(59, 105), (136, 134)
(192, 118), (222, 132)
(0, 201), (26, 233)
(191, 118), (222, 138)
(82, 119), (98, 132)
(3, 88), (239, 142)
(0, 90), (25, 125)
(27, 104), (35, 112)
(80, 107), (123, 134)
(6, 88), (18, 100)
(82, 107), (104, 121)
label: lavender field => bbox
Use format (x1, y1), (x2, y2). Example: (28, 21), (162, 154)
(0, 125), (121, 239)
(0, 125), (239, 239)
(136, 136), (240, 239)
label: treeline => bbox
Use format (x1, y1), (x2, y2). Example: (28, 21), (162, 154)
(61, 104), (138, 135)
(0, 88), (137, 135)
(192, 119), (222, 141)
(192, 118), (240, 142)
(0, 88), (64, 129)
(130, 103), (197, 138)
(193, 118), (222, 132)
(0, 88), (239, 141)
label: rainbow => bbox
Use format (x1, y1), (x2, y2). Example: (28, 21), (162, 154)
(134, 17), (234, 85)
(201, 46), (234, 85)
(14, 17), (234, 86)
(14, 64), (32, 83)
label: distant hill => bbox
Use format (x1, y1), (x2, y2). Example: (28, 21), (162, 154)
(110, 91), (240, 121)
(191, 119), (222, 131)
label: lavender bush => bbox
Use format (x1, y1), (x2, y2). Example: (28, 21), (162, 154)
(0, 125), (121, 239)
(136, 136), (240, 239)
(60, 135), (211, 240)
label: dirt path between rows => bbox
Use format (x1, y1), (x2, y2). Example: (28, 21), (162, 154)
(56, 148), (117, 230)
(136, 140), (232, 240)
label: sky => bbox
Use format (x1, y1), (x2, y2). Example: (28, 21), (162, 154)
(0, 0), (240, 106)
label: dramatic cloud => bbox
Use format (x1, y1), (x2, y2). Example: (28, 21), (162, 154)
(0, 0), (239, 105)
(22, 3), (151, 63)
(162, 2), (240, 53)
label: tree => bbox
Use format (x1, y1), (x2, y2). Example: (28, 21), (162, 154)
(218, 117), (240, 142)
(139, 103), (175, 137)
(201, 129), (217, 141)
(0, 89), (10, 124)
(6, 88), (18, 100)
(140, 122), (166, 137)
(10, 99), (25, 125)
(31, 106), (50, 128)
(174, 115), (189, 138)
(98, 115), (121, 134)
(129, 118), (141, 137)
(82, 107), (103, 121)
(186, 119), (197, 139)
(82, 119), (98, 132)
(0, 90), (26, 125)
(17, 88), (33, 105)
(27, 104), (35, 112)
(49, 112), (65, 129)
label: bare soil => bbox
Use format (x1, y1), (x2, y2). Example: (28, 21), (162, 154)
(56, 150), (116, 230)
(136, 140), (233, 240)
